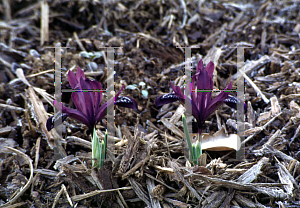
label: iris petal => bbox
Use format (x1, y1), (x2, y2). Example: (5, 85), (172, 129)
(155, 93), (181, 107)
(223, 95), (248, 113)
(89, 80), (103, 112)
(196, 59), (204, 74)
(205, 61), (214, 79)
(71, 86), (91, 117)
(95, 98), (114, 124)
(62, 105), (92, 130)
(116, 96), (138, 110)
(79, 77), (94, 124)
(115, 85), (125, 98)
(76, 66), (85, 80)
(204, 82), (232, 119)
(46, 113), (68, 131)
(68, 70), (79, 89)
(170, 81), (185, 100)
(195, 61), (214, 114)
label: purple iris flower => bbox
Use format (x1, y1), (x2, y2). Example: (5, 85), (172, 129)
(46, 67), (137, 132)
(156, 59), (244, 135)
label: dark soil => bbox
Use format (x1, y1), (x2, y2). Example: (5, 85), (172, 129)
(0, 0), (300, 207)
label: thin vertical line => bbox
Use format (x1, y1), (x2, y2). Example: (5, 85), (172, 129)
(184, 48), (192, 134)
(107, 48), (115, 162)
(236, 47), (246, 161)
(54, 47), (62, 137)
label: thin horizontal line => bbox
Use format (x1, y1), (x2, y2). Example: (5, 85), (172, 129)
(176, 46), (201, 48)
(61, 89), (107, 92)
(192, 90), (238, 92)
(228, 46), (254, 48)
(44, 47), (71, 48)
(97, 47), (123, 48)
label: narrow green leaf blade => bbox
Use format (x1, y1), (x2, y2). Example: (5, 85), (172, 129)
(182, 114), (194, 162)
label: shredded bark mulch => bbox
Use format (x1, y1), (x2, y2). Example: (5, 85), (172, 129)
(0, 0), (300, 207)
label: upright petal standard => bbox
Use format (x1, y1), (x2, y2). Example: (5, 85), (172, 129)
(46, 67), (137, 132)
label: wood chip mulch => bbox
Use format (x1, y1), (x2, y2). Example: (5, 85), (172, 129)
(0, 0), (299, 207)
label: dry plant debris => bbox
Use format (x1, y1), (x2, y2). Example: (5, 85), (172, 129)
(0, 0), (300, 207)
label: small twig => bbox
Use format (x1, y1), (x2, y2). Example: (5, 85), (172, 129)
(0, 103), (25, 113)
(137, 32), (164, 45)
(169, 161), (202, 201)
(52, 185), (63, 208)
(179, 0), (187, 29)
(91, 169), (104, 190)
(165, 132), (171, 158)
(117, 189), (129, 208)
(264, 144), (298, 164)
(239, 69), (269, 104)
(241, 112), (282, 146)
(66, 136), (92, 149)
(274, 157), (298, 189)
(102, 48), (108, 66)
(40, 0), (49, 45)
(8, 101), (22, 125)
(289, 123), (300, 146)
(146, 178), (162, 208)
(34, 137), (41, 169)
(52, 184), (73, 208)
(25, 69), (54, 78)
(145, 173), (178, 193)
(3, 0), (11, 21)
(2, 202), (27, 208)
(71, 187), (132, 202)
(265, 129), (281, 147)
(122, 151), (150, 180)
(73, 32), (86, 52)
(215, 111), (222, 131)
(62, 184), (73, 207)
(152, 165), (174, 173)
(128, 178), (151, 208)
(203, 24), (227, 45)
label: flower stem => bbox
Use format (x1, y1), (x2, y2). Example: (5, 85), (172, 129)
(100, 130), (107, 167)
(182, 114), (202, 165)
(182, 114), (195, 164)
